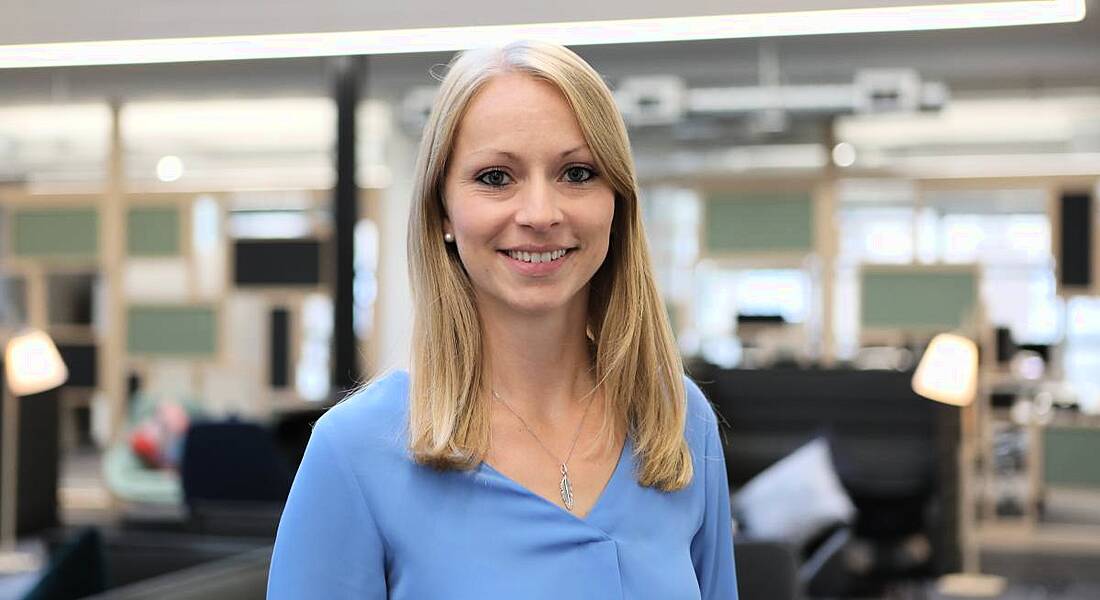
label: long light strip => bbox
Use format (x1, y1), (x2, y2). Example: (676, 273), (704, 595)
(891, 151), (1100, 178)
(0, 0), (1086, 69)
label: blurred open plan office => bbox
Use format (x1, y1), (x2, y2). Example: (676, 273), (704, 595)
(3, 1), (1100, 598)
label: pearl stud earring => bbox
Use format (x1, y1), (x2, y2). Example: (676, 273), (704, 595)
(444, 232), (455, 243)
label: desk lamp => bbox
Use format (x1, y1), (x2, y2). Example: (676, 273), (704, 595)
(913, 333), (1006, 598)
(1, 329), (68, 572)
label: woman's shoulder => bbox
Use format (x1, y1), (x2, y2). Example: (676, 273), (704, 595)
(312, 369), (411, 451)
(682, 373), (717, 424)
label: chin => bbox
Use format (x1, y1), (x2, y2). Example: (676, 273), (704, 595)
(507, 297), (569, 316)
(500, 288), (581, 316)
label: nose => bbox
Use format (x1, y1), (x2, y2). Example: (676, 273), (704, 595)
(514, 178), (563, 232)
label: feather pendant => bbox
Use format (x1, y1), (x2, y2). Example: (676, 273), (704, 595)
(560, 464), (575, 511)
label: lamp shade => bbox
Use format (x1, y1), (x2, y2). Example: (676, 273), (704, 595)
(912, 333), (978, 407)
(4, 329), (68, 397)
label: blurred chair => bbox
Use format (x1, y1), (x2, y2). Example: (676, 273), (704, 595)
(180, 420), (292, 537)
(270, 406), (326, 476)
(695, 363), (962, 597)
(733, 538), (799, 600)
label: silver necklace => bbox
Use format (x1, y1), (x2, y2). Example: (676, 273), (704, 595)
(491, 387), (596, 511)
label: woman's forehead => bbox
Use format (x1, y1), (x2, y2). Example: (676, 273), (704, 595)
(451, 73), (587, 154)
(460, 144), (592, 164)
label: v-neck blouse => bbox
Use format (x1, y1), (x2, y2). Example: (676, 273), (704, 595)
(268, 370), (738, 600)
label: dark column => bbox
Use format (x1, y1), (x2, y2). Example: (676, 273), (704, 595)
(332, 55), (364, 392)
(0, 361), (61, 537)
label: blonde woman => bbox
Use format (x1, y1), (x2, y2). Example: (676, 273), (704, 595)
(269, 41), (737, 599)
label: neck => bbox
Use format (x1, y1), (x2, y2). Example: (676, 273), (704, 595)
(480, 293), (596, 424)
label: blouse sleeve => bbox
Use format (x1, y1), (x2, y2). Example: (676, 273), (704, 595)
(268, 417), (388, 599)
(689, 409), (739, 600)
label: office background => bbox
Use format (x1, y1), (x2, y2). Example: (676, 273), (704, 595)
(2, 1), (1100, 598)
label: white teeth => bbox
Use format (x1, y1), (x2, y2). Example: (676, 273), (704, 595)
(507, 249), (570, 263)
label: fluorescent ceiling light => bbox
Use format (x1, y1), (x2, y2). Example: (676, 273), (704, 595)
(0, 0), (1086, 69)
(122, 98), (335, 151)
(0, 103), (111, 139)
(634, 144), (827, 179)
(838, 95), (1100, 147)
(890, 151), (1100, 178)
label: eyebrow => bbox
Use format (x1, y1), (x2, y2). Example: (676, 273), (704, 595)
(468, 144), (589, 161)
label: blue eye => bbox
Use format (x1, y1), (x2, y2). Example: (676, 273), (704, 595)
(563, 166), (595, 183)
(477, 170), (511, 187)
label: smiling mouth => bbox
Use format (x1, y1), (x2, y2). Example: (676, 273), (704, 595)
(498, 248), (575, 264)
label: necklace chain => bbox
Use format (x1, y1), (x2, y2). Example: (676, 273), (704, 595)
(491, 387), (596, 468)
(491, 385), (597, 511)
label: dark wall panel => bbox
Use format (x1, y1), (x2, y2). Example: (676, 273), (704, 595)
(234, 240), (321, 286)
(57, 344), (97, 388)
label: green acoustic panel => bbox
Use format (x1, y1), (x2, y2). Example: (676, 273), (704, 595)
(127, 306), (217, 356)
(1044, 427), (1100, 487)
(861, 270), (977, 330)
(12, 208), (98, 258)
(128, 207), (180, 256)
(706, 192), (814, 253)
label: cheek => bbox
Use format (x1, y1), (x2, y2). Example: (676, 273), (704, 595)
(444, 192), (494, 243)
(446, 202), (506, 278)
(587, 194), (616, 252)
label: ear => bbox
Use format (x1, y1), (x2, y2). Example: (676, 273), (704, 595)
(442, 215), (453, 237)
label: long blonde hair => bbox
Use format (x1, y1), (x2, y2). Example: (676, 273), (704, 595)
(406, 41), (692, 491)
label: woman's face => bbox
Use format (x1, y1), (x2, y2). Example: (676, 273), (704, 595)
(442, 72), (615, 318)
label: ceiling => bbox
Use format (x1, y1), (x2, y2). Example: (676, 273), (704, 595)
(3, 0), (1031, 45)
(2, 2), (1099, 187)
(0, 1), (1097, 105)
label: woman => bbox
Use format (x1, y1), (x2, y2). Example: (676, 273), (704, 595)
(268, 41), (737, 599)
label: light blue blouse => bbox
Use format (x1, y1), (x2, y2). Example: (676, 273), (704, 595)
(268, 370), (738, 599)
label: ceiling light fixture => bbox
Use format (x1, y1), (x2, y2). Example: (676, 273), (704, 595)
(0, 0), (1086, 69)
(832, 142), (858, 167)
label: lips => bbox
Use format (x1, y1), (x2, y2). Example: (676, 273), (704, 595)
(503, 248), (571, 263)
(497, 248), (572, 276)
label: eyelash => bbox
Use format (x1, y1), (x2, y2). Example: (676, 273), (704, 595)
(474, 165), (598, 188)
